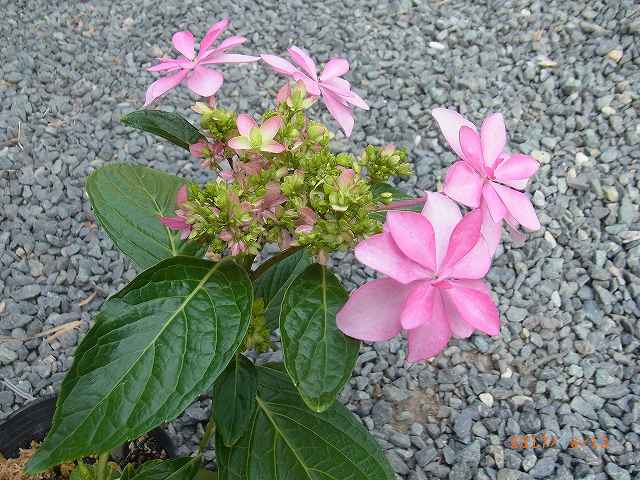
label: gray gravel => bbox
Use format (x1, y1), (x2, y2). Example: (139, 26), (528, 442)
(2, 0), (640, 478)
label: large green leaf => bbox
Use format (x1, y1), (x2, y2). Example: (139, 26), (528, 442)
(26, 257), (253, 474)
(213, 355), (257, 447)
(216, 365), (394, 480)
(121, 110), (205, 151)
(128, 458), (199, 480)
(280, 264), (360, 412)
(86, 163), (203, 269)
(254, 249), (312, 329)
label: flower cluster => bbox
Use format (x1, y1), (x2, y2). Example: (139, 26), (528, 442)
(338, 110), (540, 361)
(148, 20), (540, 362)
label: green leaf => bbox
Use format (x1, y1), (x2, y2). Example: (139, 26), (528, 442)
(254, 249), (313, 329)
(26, 257), (253, 474)
(216, 365), (394, 480)
(86, 163), (203, 269)
(280, 264), (360, 412)
(212, 355), (257, 447)
(128, 458), (199, 480)
(121, 110), (205, 151)
(195, 469), (218, 480)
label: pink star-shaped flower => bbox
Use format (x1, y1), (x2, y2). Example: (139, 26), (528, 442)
(261, 47), (368, 137)
(145, 19), (259, 106)
(337, 192), (500, 362)
(433, 108), (541, 232)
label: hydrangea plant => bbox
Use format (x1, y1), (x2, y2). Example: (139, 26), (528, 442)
(25, 19), (540, 480)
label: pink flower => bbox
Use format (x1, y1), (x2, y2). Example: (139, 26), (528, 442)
(145, 19), (259, 106)
(227, 114), (285, 153)
(159, 185), (191, 240)
(432, 108), (541, 232)
(261, 47), (369, 137)
(337, 192), (500, 362)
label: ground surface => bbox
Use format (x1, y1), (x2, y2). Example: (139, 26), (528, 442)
(1, 0), (639, 479)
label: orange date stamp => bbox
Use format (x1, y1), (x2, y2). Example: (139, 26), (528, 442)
(510, 433), (608, 449)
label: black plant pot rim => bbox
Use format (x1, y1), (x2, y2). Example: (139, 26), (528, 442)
(0, 395), (176, 460)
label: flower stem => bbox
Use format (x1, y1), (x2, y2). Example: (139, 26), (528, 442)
(376, 196), (426, 211)
(95, 452), (110, 480)
(197, 416), (216, 457)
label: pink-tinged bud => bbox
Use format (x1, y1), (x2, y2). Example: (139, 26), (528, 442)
(175, 185), (188, 206)
(382, 144), (396, 155)
(295, 225), (313, 234)
(299, 207), (317, 226)
(190, 141), (210, 158)
(219, 170), (234, 182)
(207, 96), (217, 108)
(317, 249), (329, 265)
(229, 241), (247, 256)
(276, 83), (291, 104)
(279, 230), (293, 250)
(338, 168), (356, 187)
(218, 230), (233, 241)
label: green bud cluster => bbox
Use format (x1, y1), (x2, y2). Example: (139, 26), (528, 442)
(184, 83), (412, 258)
(359, 144), (412, 182)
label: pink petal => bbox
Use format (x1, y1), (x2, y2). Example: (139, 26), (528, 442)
(260, 54), (299, 76)
(400, 281), (435, 330)
(172, 31), (195, 60)
(406, 290), (451, 362)
(186, 66), (223, 97)
(227, 136), (251, 150)
(444, 292), (475, 338)
(201, 53), (260, 64)
(444, 236), (491, 280)
(440, 209), (483, 275)
(421, 192), (462, 270)
(180, 228), (191, 240)
(491, 183), (541, 231)
(159, 215), (188, 231)
(431, 108), (477, 158)
(386, 211), (436, 272)
(443, 161), (484, 208)
(480, 113), (507, 170)
(480, 200), (501, 257)
(276, 83), (291, 104)
(459, 126), (484, 174)
(287, 46), (318, 80)
(320, 58), (349, 81)
(320, 77), (352, 95)
(354, 233), (431, 284)
(482, 183), (507, 223)
(292, 72), (321, 96)
(214, 36), (246, 52)
(322, 90), (354, 137)
(443, 284), (500, 336)
(175, 185), (188, 206)
(262, 141), (285, 153)
(236, 114), (257, 136)
(260, 116), (283, 141)
(147, 60), (184, 72)
(505, 216), (527, 242)
(199, 19), (229, 54)
(144, 70), (188, 106)
(494, 154), (539, 183)
(344, 91), (369, 110)
(337, 278), (410, 342)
